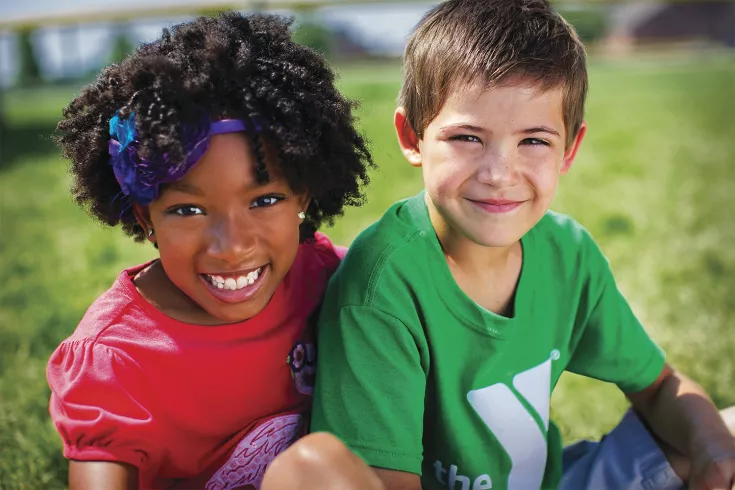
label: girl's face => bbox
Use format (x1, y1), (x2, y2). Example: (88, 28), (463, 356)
(136, 133), (308, 325)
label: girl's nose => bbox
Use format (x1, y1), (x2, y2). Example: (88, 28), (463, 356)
(207, 213), (258, 264)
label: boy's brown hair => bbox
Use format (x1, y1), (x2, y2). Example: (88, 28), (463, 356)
(399, 0), (588, 148)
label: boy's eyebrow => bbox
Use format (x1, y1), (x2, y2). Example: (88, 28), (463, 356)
(438, 123), (486, 133)
(520, 126), (561, 137)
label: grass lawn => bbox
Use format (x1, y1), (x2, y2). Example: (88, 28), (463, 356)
(1, 54), (734, 488)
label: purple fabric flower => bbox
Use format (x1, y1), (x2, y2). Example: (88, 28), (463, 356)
(107, 112), (253, 206)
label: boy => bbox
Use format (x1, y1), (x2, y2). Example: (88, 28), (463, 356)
(309, 0), (735, 489)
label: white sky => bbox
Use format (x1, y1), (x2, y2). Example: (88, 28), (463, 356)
(0, 1), (434, 86)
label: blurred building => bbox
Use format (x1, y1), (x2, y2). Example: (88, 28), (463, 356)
(605, 0), (735, 53)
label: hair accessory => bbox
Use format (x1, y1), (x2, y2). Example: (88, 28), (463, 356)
(108, 112), (260, 205)
(297, 211), (306, 219)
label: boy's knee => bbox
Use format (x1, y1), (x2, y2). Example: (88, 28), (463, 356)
(276, 432), (354, 469)
(262, 432), (384, 490)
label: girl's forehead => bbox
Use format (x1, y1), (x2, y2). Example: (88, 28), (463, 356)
(166, 134), (287, 193)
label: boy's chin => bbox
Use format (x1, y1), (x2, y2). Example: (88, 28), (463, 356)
(453, 219), (528, 249)
(468, 231), (524, 249)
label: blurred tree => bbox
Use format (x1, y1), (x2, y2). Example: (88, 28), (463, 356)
(108, 26), (135, 65)
(16, 29), (42, 87)
(557, 6), (609, 44)
(293, 16), (334, 57)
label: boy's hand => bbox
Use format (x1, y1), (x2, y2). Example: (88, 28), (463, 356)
(688, 434), (735, 490)
(627, 364), (735, 489)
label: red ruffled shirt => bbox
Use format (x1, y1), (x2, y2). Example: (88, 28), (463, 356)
(47, 233), (344, 489)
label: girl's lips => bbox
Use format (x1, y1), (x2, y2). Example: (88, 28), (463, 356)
(468, 199), (525, 214)
(200, 265), (269, 304)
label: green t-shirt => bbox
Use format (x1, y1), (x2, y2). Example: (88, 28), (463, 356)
(311, 192), (665, 490)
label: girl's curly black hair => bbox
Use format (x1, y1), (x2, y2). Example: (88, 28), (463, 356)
(56, 12), (373, 242)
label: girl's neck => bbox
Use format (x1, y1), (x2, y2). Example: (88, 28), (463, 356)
(134, 260), (227, 326)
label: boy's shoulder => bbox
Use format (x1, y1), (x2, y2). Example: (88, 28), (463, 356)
(329, 194), (432, 302)
(342, 194), (430, 268)
(534, 209), (593, 245)
(530, 210), (597, 256)
(531, 210), (610, 277)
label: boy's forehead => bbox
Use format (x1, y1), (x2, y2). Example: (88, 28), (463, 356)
(437, 77), (565, 120)
(452, 75), (564, 102)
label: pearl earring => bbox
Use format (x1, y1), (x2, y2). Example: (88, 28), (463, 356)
(297, 212), (306, 219)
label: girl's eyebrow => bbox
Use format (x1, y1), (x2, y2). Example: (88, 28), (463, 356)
(167, 182), (204, 196)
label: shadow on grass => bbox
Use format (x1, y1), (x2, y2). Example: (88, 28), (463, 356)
(0, 121), (59, 172)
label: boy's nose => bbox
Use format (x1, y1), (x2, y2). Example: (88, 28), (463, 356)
(476, 153), (519, 187)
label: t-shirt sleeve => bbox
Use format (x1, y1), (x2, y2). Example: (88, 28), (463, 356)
(566, 235), (665, 393)
(311, 305), (426, 475)
(47, 339), (157, 471)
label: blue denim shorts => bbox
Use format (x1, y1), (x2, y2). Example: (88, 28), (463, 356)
(559, 410), (684, 490)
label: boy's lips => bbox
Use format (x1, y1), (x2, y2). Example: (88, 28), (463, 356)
(467, 198), (526, 214)
(199, 265), (269, 304)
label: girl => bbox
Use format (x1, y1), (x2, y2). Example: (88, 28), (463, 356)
(48, 12), (372, 490)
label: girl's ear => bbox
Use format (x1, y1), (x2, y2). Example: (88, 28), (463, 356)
(132, 203), (155, 243)
(298, 194), (312, 217)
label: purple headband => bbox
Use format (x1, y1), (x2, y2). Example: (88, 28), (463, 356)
(108, 112), (259, 205)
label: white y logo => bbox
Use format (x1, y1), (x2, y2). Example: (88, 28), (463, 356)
(467, 353), (556, 490)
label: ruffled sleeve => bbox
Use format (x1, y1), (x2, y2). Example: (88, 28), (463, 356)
(47, 340), (157, 472)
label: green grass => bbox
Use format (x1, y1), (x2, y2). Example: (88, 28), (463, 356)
(1, 55), (734, 487)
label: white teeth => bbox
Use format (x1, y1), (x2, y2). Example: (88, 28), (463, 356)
(205, 267), (263, 291)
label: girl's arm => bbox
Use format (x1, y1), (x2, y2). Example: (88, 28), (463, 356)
(69, 460), (138, 490)
(372, 468), (421, 490)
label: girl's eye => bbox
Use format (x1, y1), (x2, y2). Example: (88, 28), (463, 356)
(251, 195), (285, 209)
(170, 205), (204, 216)
(521, 138), (549, 146)
(449, 134), (481, 143)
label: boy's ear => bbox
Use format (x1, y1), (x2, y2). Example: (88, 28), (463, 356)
(132, 203), (155, 244)
(560, 121), (587, 174)
(394, 107), (422, 168)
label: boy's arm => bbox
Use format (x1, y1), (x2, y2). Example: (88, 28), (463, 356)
(69, 461), (138, 490)
(627, 364), (735, 489)
(311, 303), (427, 477)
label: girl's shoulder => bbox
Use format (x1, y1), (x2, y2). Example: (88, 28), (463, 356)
(67, 262), (159, 344)
(296, 232), (345, 275)
(277, 233), (344, 313)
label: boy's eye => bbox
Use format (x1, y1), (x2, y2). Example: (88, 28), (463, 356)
(521, 138), (549, 146)
(449, 134), (481, 143)
(251, 195), (285, 209)
(170, 205), (204, 216)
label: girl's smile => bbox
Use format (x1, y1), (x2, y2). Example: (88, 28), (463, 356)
(200, 265), (268, 304)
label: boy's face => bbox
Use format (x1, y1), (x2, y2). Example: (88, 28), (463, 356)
(395, 78), (586, 249)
